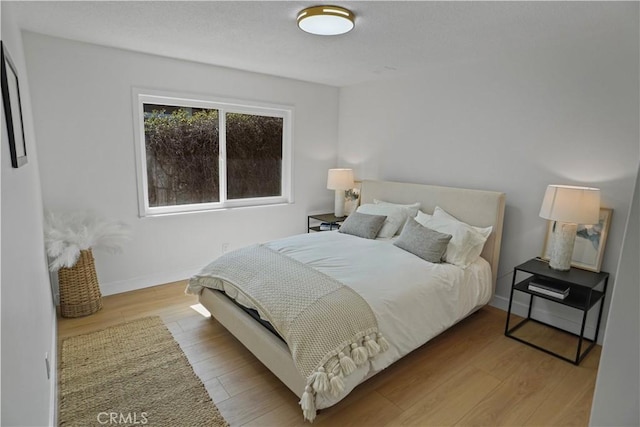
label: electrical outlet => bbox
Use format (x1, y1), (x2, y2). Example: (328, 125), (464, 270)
(45, 352), (50, 380)
(221, 243), (230, 253)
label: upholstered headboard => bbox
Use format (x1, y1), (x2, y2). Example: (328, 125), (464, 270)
(360, 180), (506, 291)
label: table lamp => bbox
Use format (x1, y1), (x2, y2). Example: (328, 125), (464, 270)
(327, 168), (354, 217)
(539, 185), (601, 271)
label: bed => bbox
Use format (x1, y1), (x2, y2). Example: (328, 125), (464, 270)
(188, 180), (505, 420)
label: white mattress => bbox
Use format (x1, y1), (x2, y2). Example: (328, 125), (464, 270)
(215, 230), (492, 408)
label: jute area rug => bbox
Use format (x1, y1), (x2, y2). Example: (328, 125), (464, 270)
(59, 316), (229, 427)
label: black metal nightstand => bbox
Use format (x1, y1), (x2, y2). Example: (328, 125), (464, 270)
(307, 213), (345, 233)
(505, 258), (609, 365)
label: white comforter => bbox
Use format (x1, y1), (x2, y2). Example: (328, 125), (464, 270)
(255, 230), (492, 408)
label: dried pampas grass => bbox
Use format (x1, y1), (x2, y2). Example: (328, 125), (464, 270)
(44, 211), (131, 271)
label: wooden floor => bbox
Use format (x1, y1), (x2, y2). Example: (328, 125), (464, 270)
(58, 281), (601, 426)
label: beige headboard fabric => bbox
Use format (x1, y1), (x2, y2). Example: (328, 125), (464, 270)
(360, 180), (506, 291)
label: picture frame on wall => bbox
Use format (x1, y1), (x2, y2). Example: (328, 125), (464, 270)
(343, 180), (362, 216)
(1, 41), (28, 168)
(542, 207), (613, 272)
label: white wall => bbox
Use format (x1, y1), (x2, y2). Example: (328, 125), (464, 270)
(590, 164), (639, 426)
(1, 4), (57, 426)
(337, 10), (639, 338)
(23, 32), (339, 295)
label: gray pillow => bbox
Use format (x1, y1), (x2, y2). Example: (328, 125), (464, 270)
(339, 212), (387, 239)
(394, 217), (452, 263)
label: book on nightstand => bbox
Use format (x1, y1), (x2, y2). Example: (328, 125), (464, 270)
(319, 222), (337, 231)
(528, 279), (570, 300)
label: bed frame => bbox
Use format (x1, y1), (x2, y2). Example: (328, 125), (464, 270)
(199, 180), (506, 398)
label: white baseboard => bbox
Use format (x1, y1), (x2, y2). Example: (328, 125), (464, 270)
(49, 312), (58, 427)
(491, 294), (601, 343)
(99, 267), (200, 296)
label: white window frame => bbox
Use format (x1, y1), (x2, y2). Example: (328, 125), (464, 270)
(132, 88), (293, 217)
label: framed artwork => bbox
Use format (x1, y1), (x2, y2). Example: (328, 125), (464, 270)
(1, 42), (28, 168)
(343, 180), (362, 216)
(542, 207), (613, 272)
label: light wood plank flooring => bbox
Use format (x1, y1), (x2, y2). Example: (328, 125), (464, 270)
(58, 281), (601, 426)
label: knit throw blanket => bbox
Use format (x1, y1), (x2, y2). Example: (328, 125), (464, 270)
(187, 244), (389, 422)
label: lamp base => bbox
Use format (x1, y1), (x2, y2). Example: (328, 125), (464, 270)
(548, 221), (577, 271)
(334, 190), (346, 218)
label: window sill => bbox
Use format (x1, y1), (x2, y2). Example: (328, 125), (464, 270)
(139, 199), (293, 218)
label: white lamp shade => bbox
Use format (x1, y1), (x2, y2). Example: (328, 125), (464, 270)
(539, 185), (601, 225)
(327, 169), (355, 190)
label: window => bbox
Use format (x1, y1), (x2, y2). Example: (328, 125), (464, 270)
(133, 90), (292, 216)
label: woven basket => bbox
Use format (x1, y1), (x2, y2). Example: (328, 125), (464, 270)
(58, 249), (103, 318)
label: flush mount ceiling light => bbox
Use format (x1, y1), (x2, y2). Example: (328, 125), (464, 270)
(297, 5), (355, 36)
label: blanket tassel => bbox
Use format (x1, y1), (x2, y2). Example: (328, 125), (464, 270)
(300, 385), (316, 422)
(312, 367), (329, 393)
(364, 335), (381, 357)
(338, 351), (357, 375)
(377, 333), (390, 352)
(329, 373), (344, 397)
(350, 342), (369, 366)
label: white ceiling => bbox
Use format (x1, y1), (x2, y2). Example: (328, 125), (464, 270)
(6, 1), (637, 87)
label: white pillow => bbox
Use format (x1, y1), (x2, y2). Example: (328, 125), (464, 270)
(373, 200), (421, 234)
(414, 210), (433, 225)
(432, 206), (493, 238)
(356, 204), (407, 238)
(421, 207), (491, 268)
(373, 199), (420, 218)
